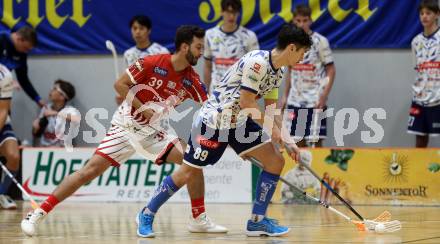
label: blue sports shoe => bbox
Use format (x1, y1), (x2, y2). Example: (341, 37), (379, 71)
(246, 217), (290, 237)
(136, 209), (155, 238)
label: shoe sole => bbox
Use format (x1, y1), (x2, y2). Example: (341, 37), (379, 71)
(1, 206), (17, 210)
(21, 221), (35, 237)
(246, 228), (290, 237)
(135, 213), (155, 238)
(188, 227), (228, 233)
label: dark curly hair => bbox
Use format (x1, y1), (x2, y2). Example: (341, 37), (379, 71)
(175, 25), (205, 51)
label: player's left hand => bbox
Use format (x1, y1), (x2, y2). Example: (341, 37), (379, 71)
(271, 125), (282, 144)
(140, 108), (155, 123)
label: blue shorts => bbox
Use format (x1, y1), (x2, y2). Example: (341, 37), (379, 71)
(286, 105), (327, 140)
(0, 124), (17, 146)
(183, 118), (270, 168)
(407, 102), (440, 136)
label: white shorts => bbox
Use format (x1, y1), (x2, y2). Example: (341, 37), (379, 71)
(95, 124), (179, 167)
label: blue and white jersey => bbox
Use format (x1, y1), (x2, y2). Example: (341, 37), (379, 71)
(412, 29), (440, 106)
(0, 64), (14, 124)
(0, 64), (13, 100)
(204, 26), (259, 92)
(200, 50), (285, 129)
(123, 43), (169, 66)
(287, 32), (333, 108)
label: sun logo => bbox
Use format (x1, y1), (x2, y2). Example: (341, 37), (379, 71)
(382, 153), (409, 184)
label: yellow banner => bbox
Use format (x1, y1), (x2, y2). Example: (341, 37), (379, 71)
(275, 148), (440, 205)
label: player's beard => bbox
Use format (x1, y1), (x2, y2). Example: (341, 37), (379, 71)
(186, 50), (198, 66)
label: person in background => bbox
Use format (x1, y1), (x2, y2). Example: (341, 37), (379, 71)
(32, 79), (78, 147)
(281, 4), (336, 147)
(203, 0), (259, 93)
(0, 26), (45, 107)
(117, 15), (170, 104)
(408, 0), (440, 147)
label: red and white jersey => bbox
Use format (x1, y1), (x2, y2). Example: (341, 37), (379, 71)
(112, 54), (207, 134)
(287, 32), (333, 108)
(123, 43), (169, 66)
(412, 29), (440, 106)
(204, 26), (259, 92)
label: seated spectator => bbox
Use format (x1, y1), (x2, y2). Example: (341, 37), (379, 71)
(32, 79), (78, 147)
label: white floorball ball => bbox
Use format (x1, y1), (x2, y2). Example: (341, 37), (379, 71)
(374, 223), (386, 233)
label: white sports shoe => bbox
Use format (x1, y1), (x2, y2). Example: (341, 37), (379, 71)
(21, 208), (47, 236)
(188, 213), (228, 233)
(0, 194), (17, 209)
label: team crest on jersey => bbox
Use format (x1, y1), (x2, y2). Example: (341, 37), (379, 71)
(167, 81), (176, 89)
(250, 63), (261, 74)
(183, 78), (193, 87)
(135, 60), (144, 72)
(213, 37), (222, 45)
(153, 66), (168, 77)
(178, 89), (186, 98)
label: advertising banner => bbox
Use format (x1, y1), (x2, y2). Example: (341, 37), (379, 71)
(0, 0), (420, 54)
(22, 147), (252, 203)
(276, 148), (440, 206)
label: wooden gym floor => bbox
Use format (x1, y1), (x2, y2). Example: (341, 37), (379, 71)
(0, 202), (439, 243)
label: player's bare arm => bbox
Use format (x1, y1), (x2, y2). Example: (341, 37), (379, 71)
(203, 59), (212, 92)
(114, 72), (155, 121)
(0, 100), (11, 131)
(281, 67), (292, 110)
(317, 63), (336, 109)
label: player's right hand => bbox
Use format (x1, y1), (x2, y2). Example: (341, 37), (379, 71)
(284, 143), (301, 162)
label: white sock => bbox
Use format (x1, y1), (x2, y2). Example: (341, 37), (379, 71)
(143, 207), (155, 216)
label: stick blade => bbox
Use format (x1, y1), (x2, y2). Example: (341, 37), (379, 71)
(364, 220), (402, 233)
(381, 220), (402, 233)
(373, 211), (392, 222)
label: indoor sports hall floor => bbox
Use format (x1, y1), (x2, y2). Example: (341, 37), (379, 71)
(0, 202), (438, 243)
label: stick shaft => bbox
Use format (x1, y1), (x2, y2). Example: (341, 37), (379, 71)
(248, 157), (352, 221)
(284, 144), (365, 221)
(0, 161), (39, 208)
(106, 40), (120, 79)
(311, 110), (320, 148)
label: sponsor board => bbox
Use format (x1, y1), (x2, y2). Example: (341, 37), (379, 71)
(22, 148), (251, 203)
(276, 148), (440, 205)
